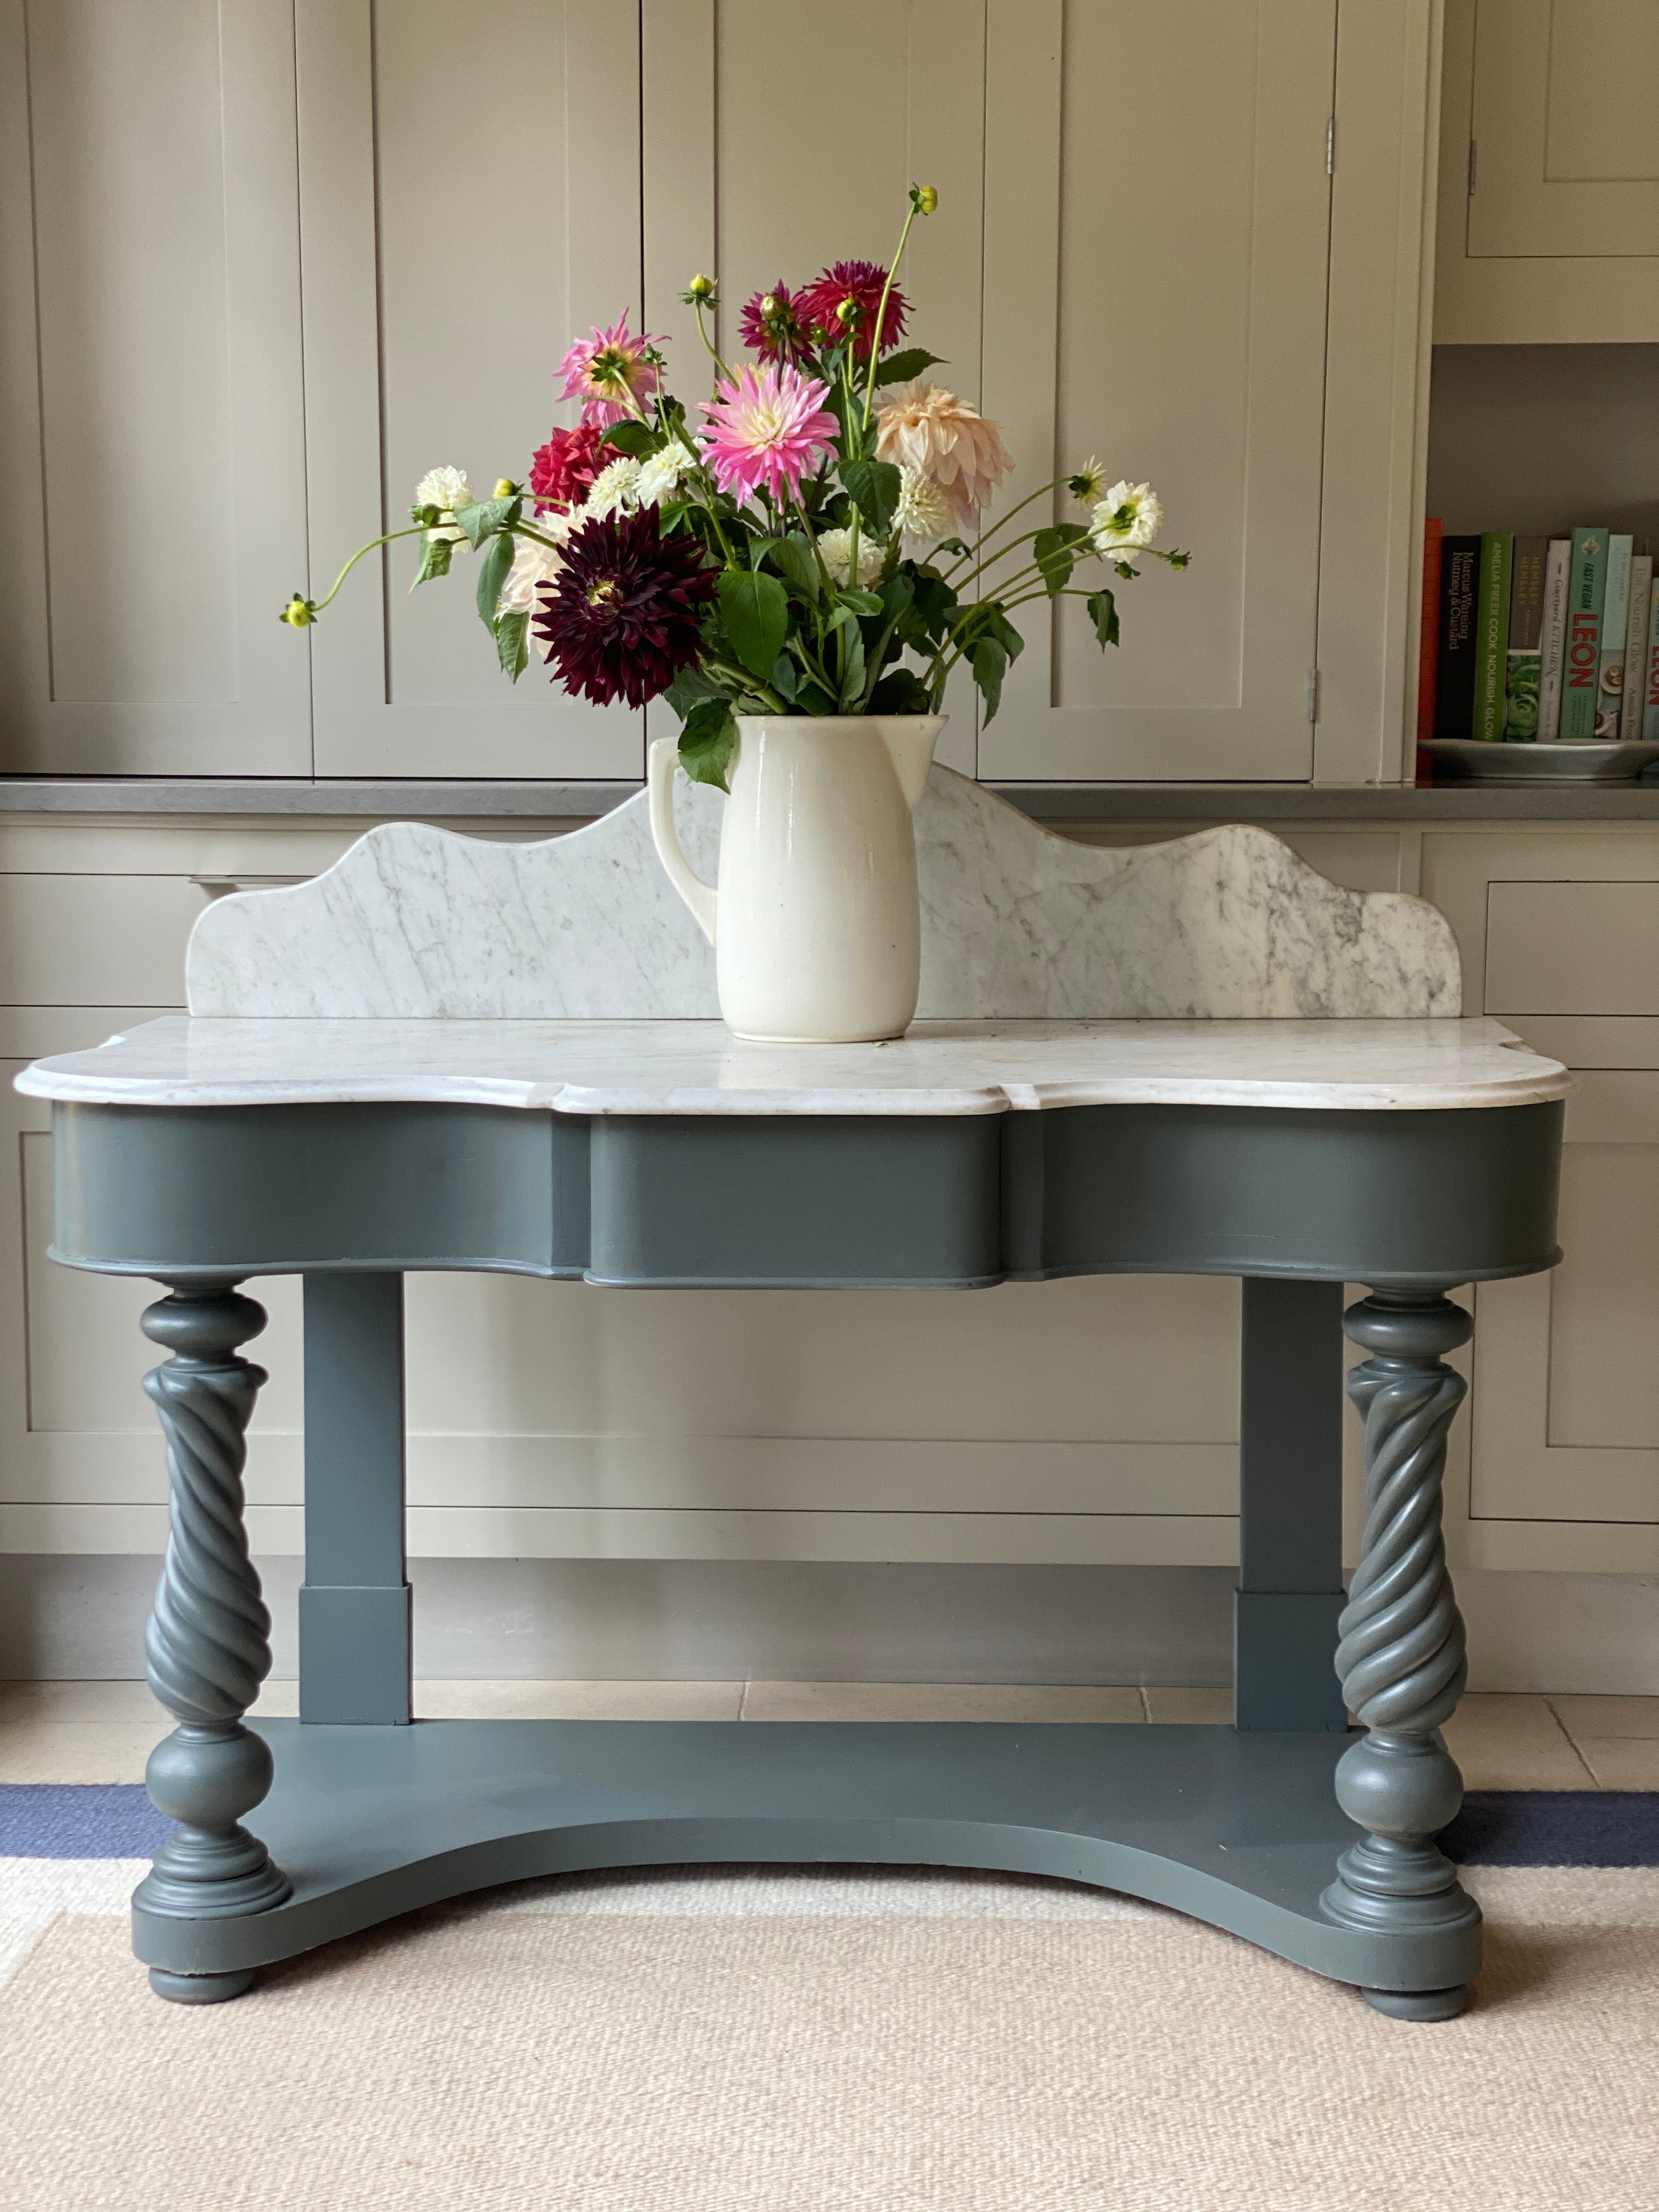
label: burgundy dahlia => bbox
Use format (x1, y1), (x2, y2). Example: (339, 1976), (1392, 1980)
(528, 421), (608, 514)
(797, 259), (907, 362)
(738, 280), (811, 363)
(532, 508), (716, 709)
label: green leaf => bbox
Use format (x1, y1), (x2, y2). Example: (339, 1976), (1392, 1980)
(718, 568), (789, 683)
(838, 588), (883, 618)
(1034, 523), (1091, 597)
(601, 421), (658, 459)
(476, 530), (515, 633)
(452, 495), (518, 550)
(495, 609), (530, 682)
(1085, 588), (1120, 649)
(678, 696), (738, 791)
(839, 458), (902, 536)
(410, 533), (454, 589)
(979, 603), (1025, 663)
(838, 626), (866, 709)
(761, 534), (821, 601)
(770, 651), (798, 702)
(796, 680), (838, 716)
(872, 347), (945, 387)
(868, 665), (933, 715)
(664, 664), (725, 720)
(906, 567), (958, 644)
(971, 636), (1009, 724)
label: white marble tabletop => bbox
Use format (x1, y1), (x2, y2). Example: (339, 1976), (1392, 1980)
(14, 1015), (1569, 1116)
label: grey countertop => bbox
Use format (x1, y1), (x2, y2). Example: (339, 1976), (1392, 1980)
(3, 776), (1659, 823)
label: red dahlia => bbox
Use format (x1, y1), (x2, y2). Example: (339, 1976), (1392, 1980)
(739, 281), (811, 363)
(797, 259), (907, 362)
(528, 422), (608, 514)
(532, 508), (717, 709)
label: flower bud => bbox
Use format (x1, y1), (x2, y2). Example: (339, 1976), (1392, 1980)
(912, 183), (938, 216)
(681, 272), (717, 304)
(280, 595), (317, 629)
(493, 478), (517, 500)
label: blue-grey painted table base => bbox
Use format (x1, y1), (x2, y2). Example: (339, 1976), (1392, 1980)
(43, 1093), (1563, 2021)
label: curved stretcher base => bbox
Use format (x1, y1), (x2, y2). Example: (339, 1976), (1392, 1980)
(132, 1718), (1481, 2011)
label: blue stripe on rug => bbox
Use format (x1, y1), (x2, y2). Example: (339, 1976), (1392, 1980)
(1, 1782), (1656, 1866)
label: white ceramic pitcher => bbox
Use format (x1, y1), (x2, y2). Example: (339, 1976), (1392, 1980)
(647, 714), (945, 1042)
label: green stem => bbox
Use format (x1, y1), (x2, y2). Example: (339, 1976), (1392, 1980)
(706, 655), (786, 712)
(692, 296), (732, 386)
(861, 199), (921, 432)
(938, 482), (1066, 579)
(311, 524), (429, 612)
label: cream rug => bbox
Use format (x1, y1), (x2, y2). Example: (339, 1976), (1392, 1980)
(1, 1864), (1656, 2210)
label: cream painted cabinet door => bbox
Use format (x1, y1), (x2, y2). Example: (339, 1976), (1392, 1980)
(0, 0), (311, 774)
(978, 0), (1336, 782)
(640, 0), (989, 775)
(1468, 0), (1659, 260)
(297, 2), (645, 782)
(1437, 0), (1659, 342)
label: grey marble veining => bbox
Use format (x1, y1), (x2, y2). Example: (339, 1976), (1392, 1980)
(15, 1015), (1568, 1114)
(184, 768), (1463, 1022)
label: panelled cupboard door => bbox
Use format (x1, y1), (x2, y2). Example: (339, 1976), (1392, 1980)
(978, 0), (1335, 782)
(0, 0), (311, 774)
(296, 2), (645, 781)
(640, 0), (988, 777)
(1470, 1074), (1659, 1539)
(1467, 0), (1659, 260)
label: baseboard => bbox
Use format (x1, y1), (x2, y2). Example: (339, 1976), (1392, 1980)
(0, 1556), (1654, 1694)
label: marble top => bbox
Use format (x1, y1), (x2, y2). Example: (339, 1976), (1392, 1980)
(183, 767), (1464, 1023)
(15, 1015), (1569, 1115)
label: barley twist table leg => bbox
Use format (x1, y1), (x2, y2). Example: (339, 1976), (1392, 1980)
(1322, 1288), (1480, 2021)
(133, 1283), (291, 2001)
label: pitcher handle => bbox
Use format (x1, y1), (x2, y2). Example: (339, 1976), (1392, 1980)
(647, 735), (718, 945)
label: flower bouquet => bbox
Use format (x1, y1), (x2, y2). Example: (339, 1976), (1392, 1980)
(286, 189), (1185, 1040)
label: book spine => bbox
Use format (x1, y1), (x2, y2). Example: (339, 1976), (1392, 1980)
(1417, 517), (1443, 760)
(1646, 575), (1659, 743)
(1624, 554), (1654, 747)
(1560, 527), (1609, 740)
(1537, 537), (1572, 740)
(1434, 535), (1481, 740)
(1471, 533), (1513, 740)
(1503, 534), (1548, 740)
(1596, 534), (1634, 739)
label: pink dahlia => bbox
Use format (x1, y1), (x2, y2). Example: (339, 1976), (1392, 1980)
(527, 422), (607, 514)
(558, 313), (663, 427)
(797, 260), (906, 363)
(738, 281), (811, 363)
(698, 363), (838, 506)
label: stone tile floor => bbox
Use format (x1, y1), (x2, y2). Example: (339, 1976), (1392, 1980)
(2, 1678), (1655, 1788)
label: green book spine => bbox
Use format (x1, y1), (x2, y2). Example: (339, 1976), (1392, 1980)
(1596, 534), (1634, 738)
(1471, 533), (1513, 740)
(1503, 535), (1548, 739)
(1560, 527), (1610, 740)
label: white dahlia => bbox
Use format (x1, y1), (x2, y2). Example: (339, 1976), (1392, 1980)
(893, 465), (953, 558)
(414, 465), (475, 543)
(636, 442), (698, 507)
(585, 455), (645, 519)
(496, 521), (569, 619)
(819, 526), (885, 590)
(1089, 481), (1163, 563)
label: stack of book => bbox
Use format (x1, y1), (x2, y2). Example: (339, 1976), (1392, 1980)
(1419, 523), (1659, 744)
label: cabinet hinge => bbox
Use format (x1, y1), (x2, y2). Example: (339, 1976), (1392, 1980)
(1467, 138), (1477, 196)
(1325, 116), (1335, 177)
(1307, 668), (1321, 724)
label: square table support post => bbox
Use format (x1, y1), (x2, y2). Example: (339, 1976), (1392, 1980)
(1234, 1277), (1348, 1732)
(299, 1272), (412, 1725)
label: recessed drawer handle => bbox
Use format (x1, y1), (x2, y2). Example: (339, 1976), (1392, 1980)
(189, 874), (308, 901)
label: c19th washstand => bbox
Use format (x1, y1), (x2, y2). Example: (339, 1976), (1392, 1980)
(16, 771), (1567, 2019)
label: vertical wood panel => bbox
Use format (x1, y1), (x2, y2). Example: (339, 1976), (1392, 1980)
(0, 0), (311, 772)
(1316, 0), (1438, 786)
(298, 0), (645, 780)
(981, 0), (1335, 783)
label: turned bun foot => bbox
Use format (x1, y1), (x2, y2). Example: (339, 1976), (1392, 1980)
(1361, 1983), (1471, 2022)
(148, 1966), (258, 2005)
